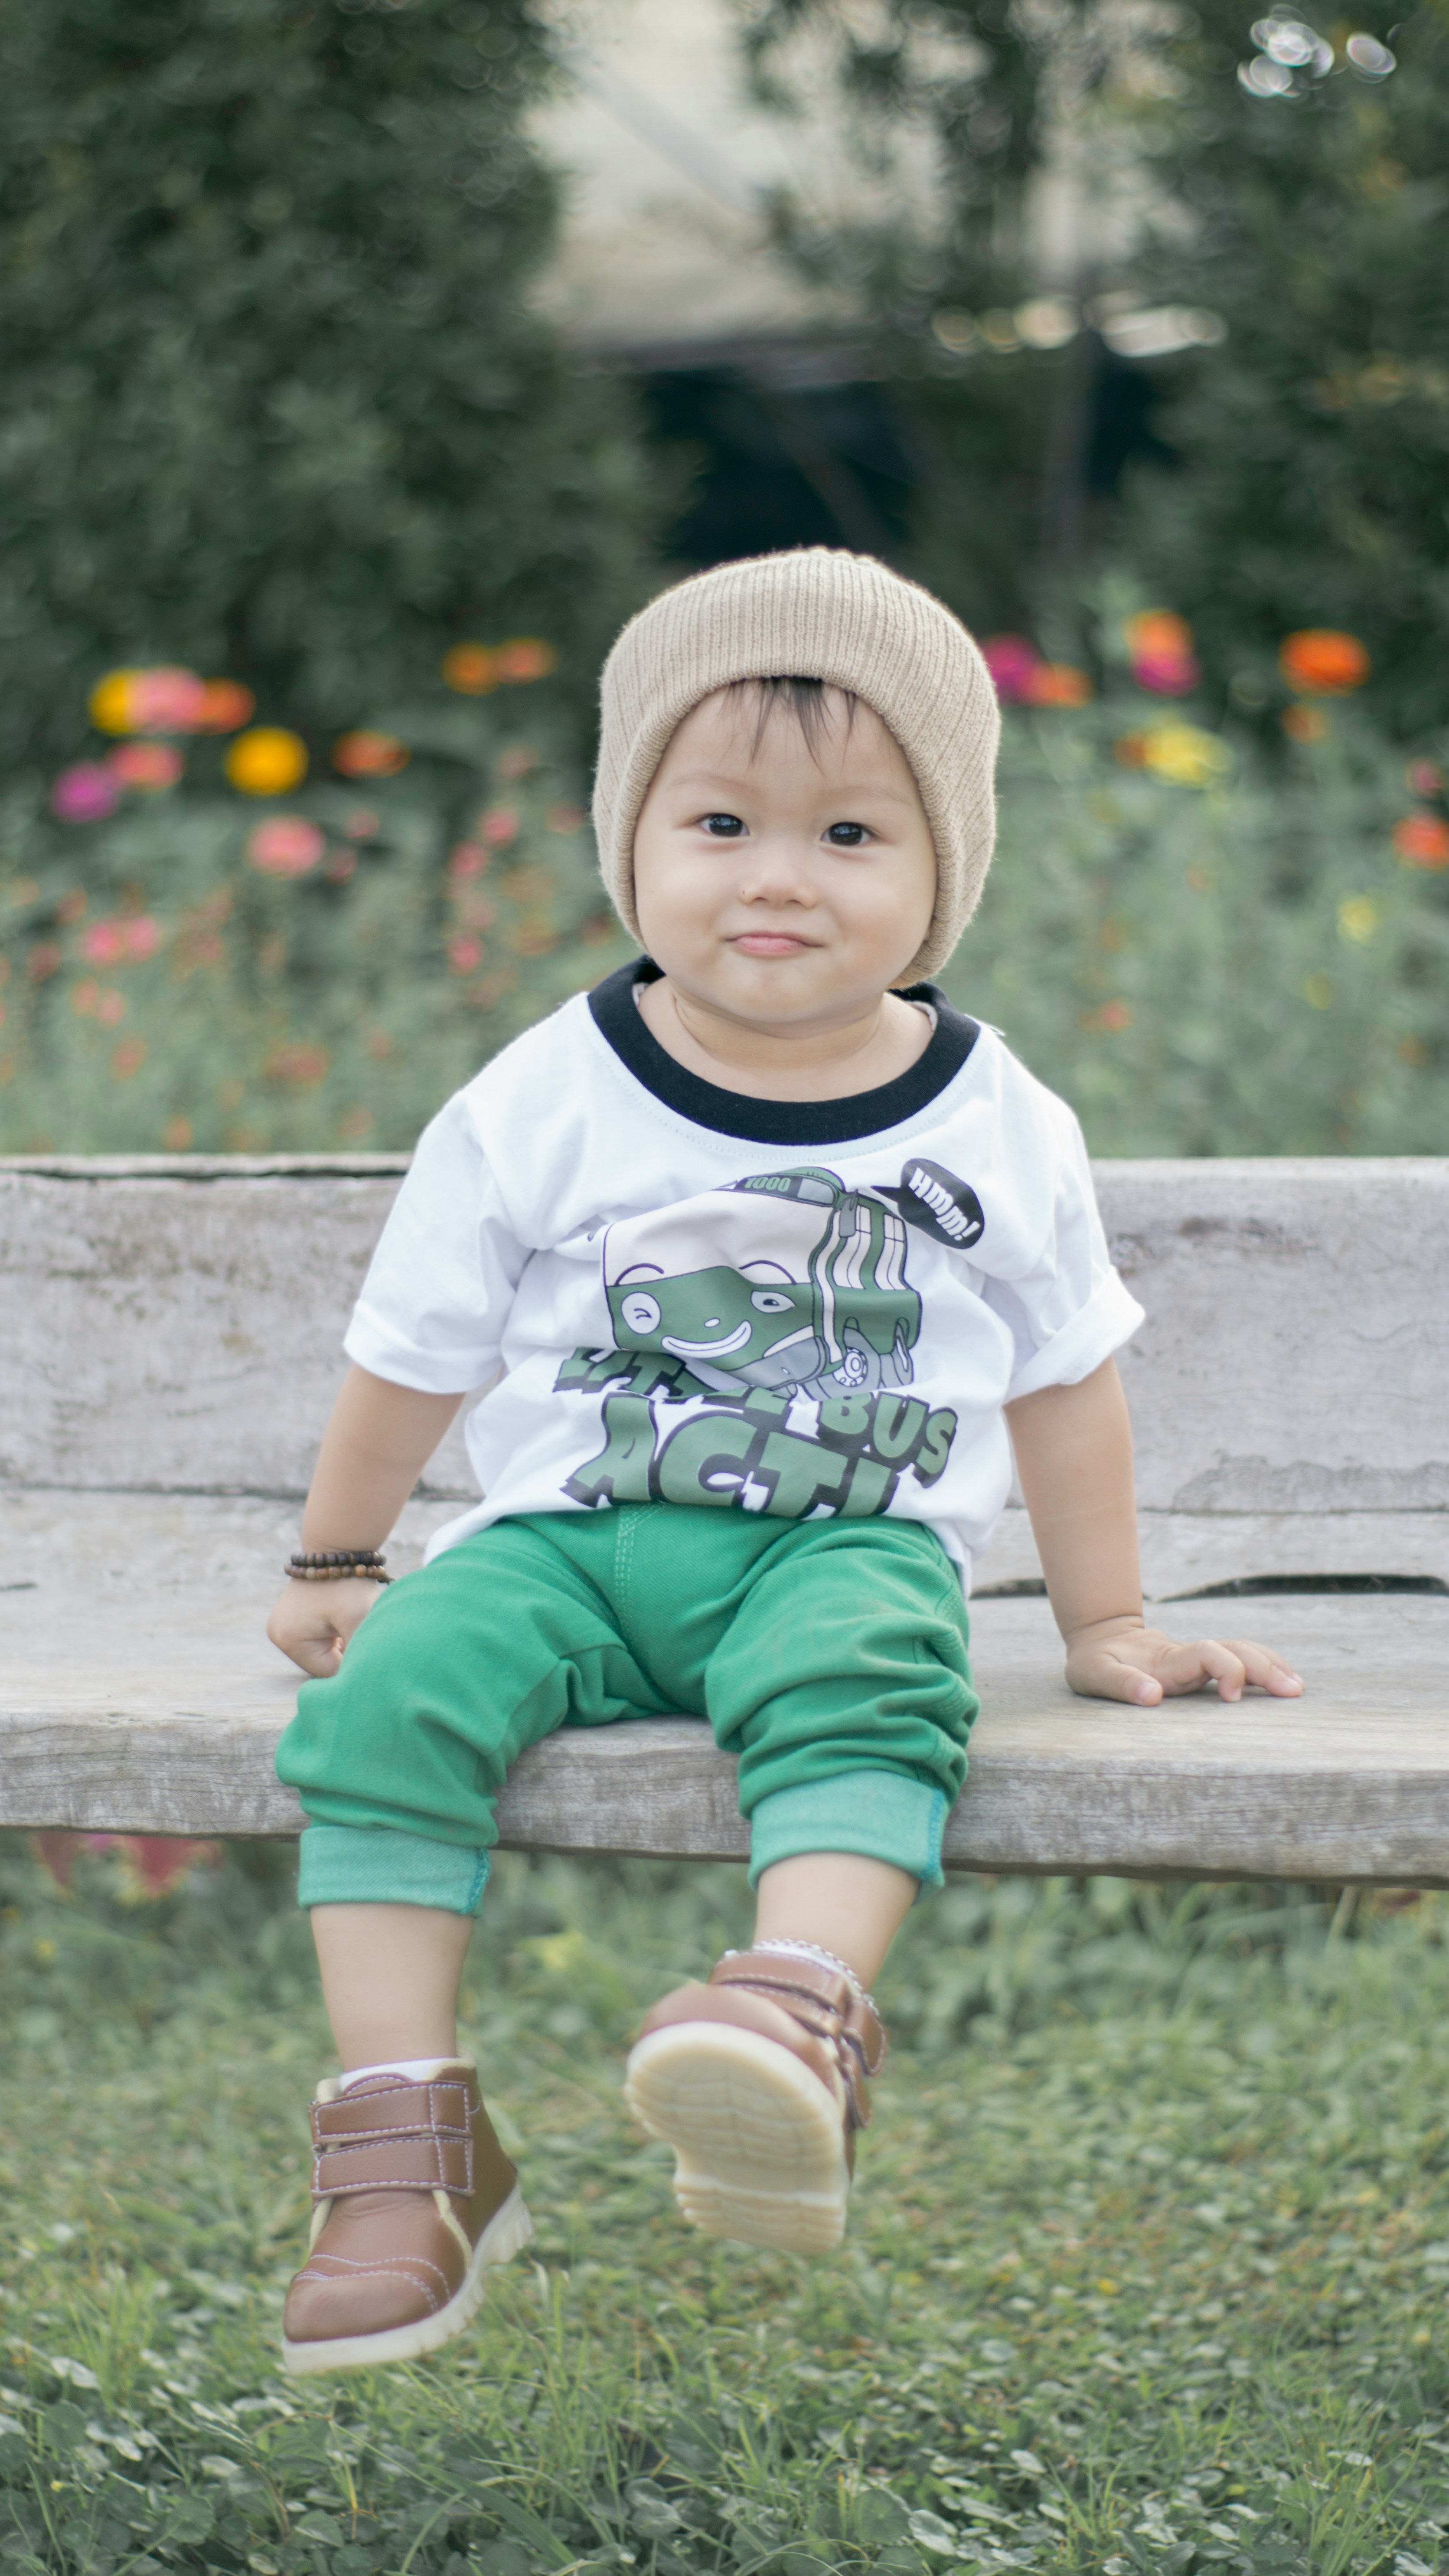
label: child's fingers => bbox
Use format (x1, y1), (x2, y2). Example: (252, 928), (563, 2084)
(1212, 1638), (1305, 1697)
(1065, 1644), (1165, 1706)
(1156, 1637), (1305, 1702)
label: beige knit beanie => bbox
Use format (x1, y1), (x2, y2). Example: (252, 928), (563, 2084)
(592, 547), (1000, 985)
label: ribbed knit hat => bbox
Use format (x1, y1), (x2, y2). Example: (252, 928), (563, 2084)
(592, 548), (1000, 985)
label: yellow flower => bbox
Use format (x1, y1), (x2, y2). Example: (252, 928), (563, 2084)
(1337, 894), (1380, 945)
(225, 727), (308, 794)
(1139, 724), (1231, 788)
(88, 668), (144, 734)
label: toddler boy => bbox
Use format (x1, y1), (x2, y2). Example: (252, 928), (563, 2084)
(268, 547), (1301, 2376)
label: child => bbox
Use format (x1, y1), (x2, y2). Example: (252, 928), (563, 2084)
(267, 547), (1302, 2377)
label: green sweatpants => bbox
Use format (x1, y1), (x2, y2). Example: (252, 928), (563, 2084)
(275, 1504), (977, 1914)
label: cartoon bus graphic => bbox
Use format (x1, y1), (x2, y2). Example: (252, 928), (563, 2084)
(602, 1166), (920, 1401)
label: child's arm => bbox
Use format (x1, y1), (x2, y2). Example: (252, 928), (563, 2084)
(1005, 1357), (1302, 1705)
(266, 1364), (467, 1678)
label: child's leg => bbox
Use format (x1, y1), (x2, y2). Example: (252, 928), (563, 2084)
(624, 1514), (976, 2254)
(310, 1903), (473, 2066)
(751, 1852), (916, 1989)
(271, 1514), (674, 2374)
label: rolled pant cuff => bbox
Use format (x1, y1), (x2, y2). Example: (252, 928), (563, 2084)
(746, 1770), (948, 1893)
(298, 1822), (490, 1916)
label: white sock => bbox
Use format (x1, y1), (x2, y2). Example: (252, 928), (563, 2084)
(339, 2054), (469, 2090)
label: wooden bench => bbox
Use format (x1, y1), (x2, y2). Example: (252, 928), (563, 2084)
(2, 1155), (1445, 1883)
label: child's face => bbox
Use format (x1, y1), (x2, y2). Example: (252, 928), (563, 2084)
(633, 686), (937, 1023)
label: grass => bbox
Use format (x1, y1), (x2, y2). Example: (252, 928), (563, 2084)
(3, 1843), (1449, 2576)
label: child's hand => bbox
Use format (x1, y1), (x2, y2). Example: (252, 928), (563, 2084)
(266, 1576), (383, 1679)
(1064, 1615), (1304, 1708)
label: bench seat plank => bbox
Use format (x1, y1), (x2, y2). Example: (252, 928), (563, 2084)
(3, 1492), (1444, 1881)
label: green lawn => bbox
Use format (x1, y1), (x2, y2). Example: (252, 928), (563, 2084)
(3, 1845), (1449, 2576)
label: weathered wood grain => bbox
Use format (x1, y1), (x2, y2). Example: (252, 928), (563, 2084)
(3, 1157), (1447, 1517)
(3, 1578), (1446, 1881)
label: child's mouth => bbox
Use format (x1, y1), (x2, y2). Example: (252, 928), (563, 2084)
(731, 932), (816, 957)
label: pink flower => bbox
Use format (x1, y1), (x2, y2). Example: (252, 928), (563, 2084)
(52, 763), (121, 823)
(344, 808), (380, 840)
(80, 915), (162, 966)
(248, 817), (324, 877)
(449, 842), (488, 879)
(80, 919), (127, 966)
(127, 667), (209, 732)
(982, 636), (1043, 703)
(1132, 648), (1200, 696)
(448, 935), (483, 974)
(479, 807), (519, 846)
(108, 741), (184, 790)
(546, 802), (584, 834)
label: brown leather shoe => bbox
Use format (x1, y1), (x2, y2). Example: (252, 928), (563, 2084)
(281, 2063), (532, 2375)
(623, 1946), (887, 2254)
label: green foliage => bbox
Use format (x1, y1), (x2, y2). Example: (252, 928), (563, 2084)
(0, 0), (663, 778)
(1116, 0), (1449, 733)
(7, 1835), (1449, 2576)
(0, 680), (632, 1154)
(7, 637), (1442, 1157)
(944, 685), (1449, 1155)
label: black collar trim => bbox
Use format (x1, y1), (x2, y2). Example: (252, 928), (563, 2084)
(587, 959), (981, 1144)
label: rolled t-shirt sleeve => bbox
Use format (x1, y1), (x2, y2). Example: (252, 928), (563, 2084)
(980, 1100), (1144, 1402)
(343, 1093), (526, 1393)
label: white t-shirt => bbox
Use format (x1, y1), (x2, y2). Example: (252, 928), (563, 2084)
(345, 961), (1145, 1589)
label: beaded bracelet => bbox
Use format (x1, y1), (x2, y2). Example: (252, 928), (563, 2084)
(285, 1550), (391, 1584)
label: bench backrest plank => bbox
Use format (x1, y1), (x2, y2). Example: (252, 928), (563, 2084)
(2, 1155), (1446, 1517)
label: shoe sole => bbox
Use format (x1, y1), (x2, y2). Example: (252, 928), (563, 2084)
(280, 2185), (534, 2377)
(624, 2023), (849, 2254)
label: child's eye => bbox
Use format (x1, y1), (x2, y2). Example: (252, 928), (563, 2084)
(824, 821), (870, 847)
(700, 812), (746, 837)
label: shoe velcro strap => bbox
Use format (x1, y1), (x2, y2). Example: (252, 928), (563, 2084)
(711, 1954), (886, 2076)
(312, 2080), (473, 2146)
(312, 2127), (475, 2200)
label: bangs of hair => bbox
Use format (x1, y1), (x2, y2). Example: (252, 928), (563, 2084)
(724, 674), (858, 762)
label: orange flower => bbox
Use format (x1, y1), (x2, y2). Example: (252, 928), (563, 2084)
(108, 741), (183, 790)
(442, 642), (497, 694)
(1125, 610), (1193, 658)
(112, 1038), (147, 1078)
(193, 679), (256, 734)
(1282, 703), (1328, 743)
(1080, 999), (1132, 1033)
(1393, 814), (1449, 869)
(333, 730), (409, 778)
(163, 1117), (194, 1150)
(1114, 733), (1148, 768)
(264, 1043), (330, 1086)
(1026, 664), (1093, 707)
(1278, 630), (1370, 694)
(494, 637), (556, 683)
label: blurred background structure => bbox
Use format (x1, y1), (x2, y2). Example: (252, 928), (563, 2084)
(0, 0), (1445, 1157)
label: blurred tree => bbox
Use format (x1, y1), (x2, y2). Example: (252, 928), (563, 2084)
(734, 0), (1449, 727)
(731, 0), (1102, 637)
(1114, 0), (1449, 734)
(0, 0), (664, 776)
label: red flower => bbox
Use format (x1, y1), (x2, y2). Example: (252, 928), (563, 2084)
(1279, 630), (1370, 694)
(333, 730), (409, 778)
(1393, 814), (1449, 869)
